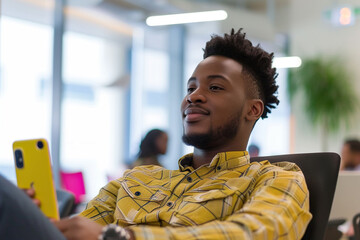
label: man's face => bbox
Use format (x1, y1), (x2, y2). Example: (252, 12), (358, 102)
(181, 55), (250, 149)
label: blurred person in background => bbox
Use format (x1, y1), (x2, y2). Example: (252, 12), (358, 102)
(248, 143), (260, 157)
(336, 139), (360, 239)
(131, 129), (168, 168)
(340, 138), (360, 171)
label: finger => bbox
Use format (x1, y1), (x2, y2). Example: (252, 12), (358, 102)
(49, 218), (58, 223)
(53, 217), (72, 232)
(24, 188), (36, 197)
(61, 229), (78, 240)
(21, 188), (41, 207)
(55, 218), (82, 239)
(32, 198), (41, 207)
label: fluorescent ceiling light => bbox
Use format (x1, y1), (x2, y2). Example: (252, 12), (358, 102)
(146, 10), (228, 26)
(273, 56), (302, 68)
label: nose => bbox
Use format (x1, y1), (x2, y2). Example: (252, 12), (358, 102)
(186, 88), (206, 103)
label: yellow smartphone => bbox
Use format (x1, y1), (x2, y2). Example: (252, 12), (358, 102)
(13, 138), (59, 220)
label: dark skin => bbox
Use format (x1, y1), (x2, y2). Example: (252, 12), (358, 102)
(181, 56), (264, 169)
(340, 143), (360, 170)
(24, 55), (264, 239)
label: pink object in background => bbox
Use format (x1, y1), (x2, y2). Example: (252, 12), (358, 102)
(60, 171), (86, 204)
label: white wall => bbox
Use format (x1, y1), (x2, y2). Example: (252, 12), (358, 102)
(211, 0), (360, 154)
(289, 0), (360, 153)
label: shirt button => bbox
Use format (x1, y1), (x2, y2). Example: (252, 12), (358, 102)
(167, 202), (173, 207)
(216, 166), (221, 170)
(187, 176), (192, 182)
(134, 191), (141, 196)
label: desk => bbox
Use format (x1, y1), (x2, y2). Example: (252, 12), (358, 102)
(330, 171), (360, 220)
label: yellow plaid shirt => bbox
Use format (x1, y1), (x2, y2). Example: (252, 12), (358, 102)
(80, 151), (312, 240)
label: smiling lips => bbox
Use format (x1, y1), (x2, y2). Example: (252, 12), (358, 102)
(184, 107), (210, 122)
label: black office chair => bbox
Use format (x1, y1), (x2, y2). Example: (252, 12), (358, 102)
(353, 213), (360, 240)
(325, 218), (346, 240)
(56, 189), (75, 218)
(251, 152), (340, 240)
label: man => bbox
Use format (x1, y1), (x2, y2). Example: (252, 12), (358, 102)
(54, 28), (311, 239)
(1, 28), (311, 240)
(340, 138), (360, 171)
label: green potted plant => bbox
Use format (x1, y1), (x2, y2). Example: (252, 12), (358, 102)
(288, 56), (358, 151)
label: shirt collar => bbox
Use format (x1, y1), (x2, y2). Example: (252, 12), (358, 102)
(178, 151), (250, 172)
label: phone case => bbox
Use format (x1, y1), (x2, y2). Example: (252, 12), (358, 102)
(13, 138), (59, 220)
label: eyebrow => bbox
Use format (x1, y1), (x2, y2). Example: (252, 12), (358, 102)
(187, 75), (229, 84)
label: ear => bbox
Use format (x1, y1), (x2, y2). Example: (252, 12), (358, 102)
(245, 99), (264, 122)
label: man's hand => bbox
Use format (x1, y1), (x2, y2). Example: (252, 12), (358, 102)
(53, 216), (103, 240)
(22, 188), (41, 207)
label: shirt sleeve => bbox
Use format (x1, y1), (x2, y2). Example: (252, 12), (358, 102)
(79, 178), (122, 225)
(127, 165), (312, 240)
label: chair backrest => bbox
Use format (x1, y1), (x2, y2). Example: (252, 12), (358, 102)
(353, 213), (360, 239)
(56, 189), (75, 218)
(60, 171), (86, 204)
(251, 152), (340, 240)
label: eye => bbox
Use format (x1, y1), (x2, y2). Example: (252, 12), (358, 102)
(187, 86), (196, 94)
(209, 85), (224, 91)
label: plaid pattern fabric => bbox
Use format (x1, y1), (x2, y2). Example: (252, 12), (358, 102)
(80, 151), (312, 239)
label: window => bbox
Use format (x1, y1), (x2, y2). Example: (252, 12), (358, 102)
(0, 13), (53, 182)
(61, 7), (132, 198)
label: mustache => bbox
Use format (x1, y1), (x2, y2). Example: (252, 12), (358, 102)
(183, 105), (210, 116)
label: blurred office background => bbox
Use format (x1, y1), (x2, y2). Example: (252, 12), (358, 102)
(0, 0), (359, 200)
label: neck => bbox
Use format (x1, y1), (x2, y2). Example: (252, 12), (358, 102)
(190, 125), (254, 169)
(192, 149), (218, 169)
(192, 141), (248, 169)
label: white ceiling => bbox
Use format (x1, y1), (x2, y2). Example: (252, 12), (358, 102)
(92, 0), (290, 24)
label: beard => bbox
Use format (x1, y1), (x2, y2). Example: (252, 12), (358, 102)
(182, 112), (241, 149)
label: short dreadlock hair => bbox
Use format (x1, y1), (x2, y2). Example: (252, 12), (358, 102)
(203, 28), (279, 119)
